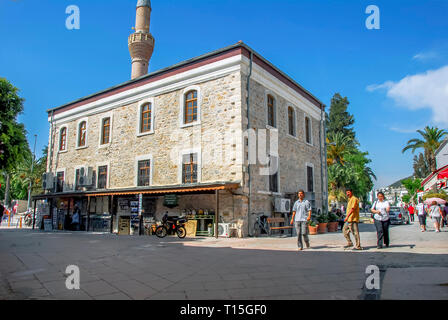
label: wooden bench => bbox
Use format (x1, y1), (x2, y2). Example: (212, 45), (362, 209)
(267, 217), (294, 237)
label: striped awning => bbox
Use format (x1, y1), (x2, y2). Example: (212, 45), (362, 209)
(33, 182), (241, 200)
(87, 183), (240, 197)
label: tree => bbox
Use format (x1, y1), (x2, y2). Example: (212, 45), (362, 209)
(413, 153), (430, 178)
(401, 178), (423, 203)
(402, 126), (448, 172)
(0, 78), (31, 206)
(326, 132), (354, 166)
(326, 93), (356, 144)
(326, 94), (376, 205)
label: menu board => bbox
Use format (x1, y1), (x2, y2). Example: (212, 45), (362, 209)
(44, 219), (53, 231)
(118, 217), (130, 235)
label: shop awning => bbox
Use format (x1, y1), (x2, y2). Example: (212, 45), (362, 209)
(438, 168), (448, 179)
(32, 182), (241, 200)
(87, 183), (240, 197)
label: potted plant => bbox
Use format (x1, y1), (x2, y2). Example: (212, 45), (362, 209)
(317, 214), (329, 233)
(208, 224), (213, 237)
(308, 220), (319, 235)
(327, 213), (339, 232)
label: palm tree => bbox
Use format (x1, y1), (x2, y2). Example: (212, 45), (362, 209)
(326, 132), (354, 166)
(402, 126), (448, 172)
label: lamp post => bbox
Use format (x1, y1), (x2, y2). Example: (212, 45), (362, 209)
(27, 134), (37, 211)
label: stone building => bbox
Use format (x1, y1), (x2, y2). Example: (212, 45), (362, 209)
(34, 0), (327, 237)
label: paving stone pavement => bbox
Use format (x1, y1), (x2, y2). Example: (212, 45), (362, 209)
(0, 222), (447, 300)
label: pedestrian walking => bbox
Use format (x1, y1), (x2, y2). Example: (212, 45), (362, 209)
(441, 204), (448, 228)
(371, 192), (391, 249)
(408, 204), (415, 222)
(416, 198), (427, 232)
(343, 189), (362, 250)
(290, 190), (312, 251)
(0, 202), (4, 226)
(335, 208), (345, 231)
(429, 201), (442, 233)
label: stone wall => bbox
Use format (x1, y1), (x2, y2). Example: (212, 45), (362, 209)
(240, 64), (327, 218)
(49, 71), (244, 189)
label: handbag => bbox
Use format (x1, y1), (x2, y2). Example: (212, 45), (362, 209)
(371, 201), (377, 219)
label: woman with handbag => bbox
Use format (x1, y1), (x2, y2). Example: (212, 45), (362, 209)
(370, 192), (391, 249)
(429, 201), (442, 233)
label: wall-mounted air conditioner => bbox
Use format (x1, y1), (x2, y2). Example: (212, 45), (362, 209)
(274, 198), (291, 213)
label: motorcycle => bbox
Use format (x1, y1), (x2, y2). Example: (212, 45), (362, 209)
(155, 214), (187, 239)
(24, 211), (33, 227)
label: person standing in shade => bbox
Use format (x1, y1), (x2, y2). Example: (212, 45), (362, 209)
(416, 198), (427, 232)
(343, 189), (362, 250)
(290, 190), (312, 251)
(371, 192), (391, 249)
(429, 201), (442, 233)
(408, 203), (415, 223)
(71, 205), (81, 231)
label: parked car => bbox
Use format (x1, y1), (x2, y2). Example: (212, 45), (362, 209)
(389, 207), (410, 225)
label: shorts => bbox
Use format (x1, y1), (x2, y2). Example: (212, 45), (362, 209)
(418, 215), (426, 226)
(432, 216), (441, 224)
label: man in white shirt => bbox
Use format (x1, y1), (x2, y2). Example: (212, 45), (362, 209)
(416, 199), (427, 232)
(290, 190), (312, 251)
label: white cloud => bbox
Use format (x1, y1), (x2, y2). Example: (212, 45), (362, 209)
(367, 65), (448, 126)
(412, 51), (439, 61)
(389, 126), (422, 134)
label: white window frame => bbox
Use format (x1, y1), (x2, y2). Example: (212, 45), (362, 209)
(265, 90), (278, 129)
(305, 162), (315, 193)
(178, 148), (202, 184)
(58, 125), (69, 153)
(98, 112), (114, 148)
(179, 85), (202, 128)
(75, 117), (89, 150)
(96, 161), (111, 190)
(304, 114), (313, 146)
(286, 105), (297, 138)
(134, 154), (154, 187)
(136, 98), (155, 137)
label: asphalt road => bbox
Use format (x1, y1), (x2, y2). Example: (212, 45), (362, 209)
(0, 221), (447, 300)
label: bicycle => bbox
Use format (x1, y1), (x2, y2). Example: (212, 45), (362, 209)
(249, 213), (271, 237)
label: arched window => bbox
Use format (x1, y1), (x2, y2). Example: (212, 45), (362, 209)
(288, 107), (295, 136)
(59, 127), (67, 151)
(184, 90), (198, 124)
(305, 116), (312, 144)
(78, 121), (87, 147)
(267, 95), (276, 127)
(140, 103), (152, 133)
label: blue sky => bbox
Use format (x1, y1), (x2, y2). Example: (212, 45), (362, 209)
(1, 0), (447, 188)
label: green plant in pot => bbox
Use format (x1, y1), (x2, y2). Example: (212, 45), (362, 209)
(327, 213), (339, 232)
(308, 220), (318, 235)
(317, 214), (329, 233)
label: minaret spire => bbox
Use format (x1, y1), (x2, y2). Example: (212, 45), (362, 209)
(128, 0), (155, 79)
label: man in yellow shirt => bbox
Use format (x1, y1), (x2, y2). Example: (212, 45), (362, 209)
(343, 189), (362, 250)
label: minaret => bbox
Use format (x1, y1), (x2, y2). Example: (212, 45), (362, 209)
(128, 0), (155, 80)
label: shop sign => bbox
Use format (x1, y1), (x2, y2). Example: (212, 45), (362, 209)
(164, 194), (178, 208)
